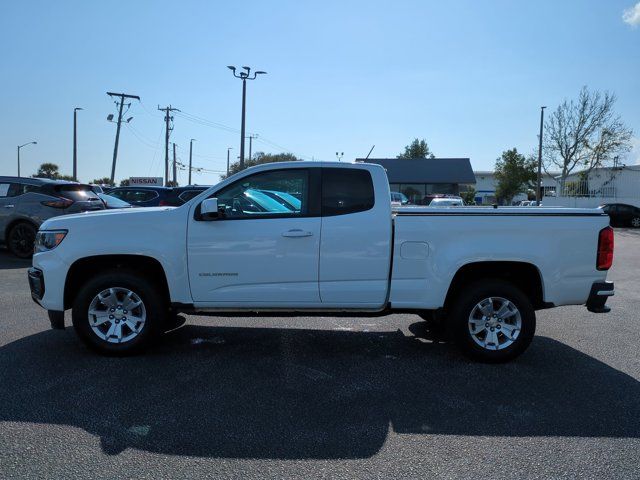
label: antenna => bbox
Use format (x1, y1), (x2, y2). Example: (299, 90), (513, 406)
(365, 145), (375, 160)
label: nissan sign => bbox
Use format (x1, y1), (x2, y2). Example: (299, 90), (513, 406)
(130, 177), (163, 186)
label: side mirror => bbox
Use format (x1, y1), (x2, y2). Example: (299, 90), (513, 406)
(201, 198), (220, 220)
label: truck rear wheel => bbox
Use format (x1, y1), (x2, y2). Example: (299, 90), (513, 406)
(449, 279), (535, 362)
(72, 270), (166, 355)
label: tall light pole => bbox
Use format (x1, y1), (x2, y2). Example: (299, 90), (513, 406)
(227, 66), (267, 170)
(17, 141), (37, 177)
(226, 147), (233, 176)
(536, 106), (547, 206)
(188, 138), (196, 185)
(73, 107), (83, 181)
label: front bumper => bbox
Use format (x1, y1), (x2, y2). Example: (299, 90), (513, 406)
(586, 281), (614, 313)
(28, 267), (45, 304)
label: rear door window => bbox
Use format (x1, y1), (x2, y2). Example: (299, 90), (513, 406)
(0, 184), (10, 197)
(321, 168), (374, 216)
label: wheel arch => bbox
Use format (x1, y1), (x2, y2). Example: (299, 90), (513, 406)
(444, 261), (546, 312)
(4, 217), (39, 243)
(64, 254), (171, 310)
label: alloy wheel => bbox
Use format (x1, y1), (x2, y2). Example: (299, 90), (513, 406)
(9, 224), (36, 257)
(468, 297), (522, 351)
(88, 287), (146, 343)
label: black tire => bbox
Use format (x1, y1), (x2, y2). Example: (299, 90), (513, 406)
(72, 269), (167, 356)
(7, 222), (37, 259)
(449, 279), (536, 363)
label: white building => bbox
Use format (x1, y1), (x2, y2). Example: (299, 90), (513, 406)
(543, 165), (640, 208)
(471, 171), (559, 205)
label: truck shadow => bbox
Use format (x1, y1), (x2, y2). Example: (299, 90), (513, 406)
(1, 323), (639, 459)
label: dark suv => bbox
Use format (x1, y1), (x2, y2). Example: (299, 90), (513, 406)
(0, 176), (105, 258)
(107, 185), (209, 207)
(600, 203), (640, 228)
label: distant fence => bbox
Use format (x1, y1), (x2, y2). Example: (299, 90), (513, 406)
(543, 169), (640, 208)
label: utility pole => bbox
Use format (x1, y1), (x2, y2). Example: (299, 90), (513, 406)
(17, 141), (37, 177)
(536, 106), (547, 206)
(73, 107), (83, 181)
(188, 139), (195, 185)
(158, 105), (180, 186)
(227, 66), (267, 170)
(172, 142), (177, 186)
(226, 147), (233, 176)
(107, 92), (140, 184)
(246, 134), (258, 162)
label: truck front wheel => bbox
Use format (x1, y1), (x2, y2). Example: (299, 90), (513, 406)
(449, 279), (536, 362)
(71, 270), (166, 355)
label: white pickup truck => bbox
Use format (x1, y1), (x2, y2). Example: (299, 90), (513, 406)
(28, 161), (615, 362)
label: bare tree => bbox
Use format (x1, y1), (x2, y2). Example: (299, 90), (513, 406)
(543, 87), (633, 189)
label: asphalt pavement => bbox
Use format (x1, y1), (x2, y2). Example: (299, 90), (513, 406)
(1, 230), (639, 479)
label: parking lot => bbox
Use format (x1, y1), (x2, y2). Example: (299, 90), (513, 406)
(0, 230), (638, 479)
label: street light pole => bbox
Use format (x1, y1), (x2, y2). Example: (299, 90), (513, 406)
(227, 66), (267, 171)
(17, 141), (37, 177)
(536, 106), (547, 206)
(188, 139), (195, 185)
(226, 147), (233, 176)
(73, 107), (83, 181)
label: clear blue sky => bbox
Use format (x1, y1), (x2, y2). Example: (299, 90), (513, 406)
(1, 0), (639, 184)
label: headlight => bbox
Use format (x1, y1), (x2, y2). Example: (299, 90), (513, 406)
(34, 230), (68, 253)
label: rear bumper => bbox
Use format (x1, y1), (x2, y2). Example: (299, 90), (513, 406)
(586, 281), (614, 313)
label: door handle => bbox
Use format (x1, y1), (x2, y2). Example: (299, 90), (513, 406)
(282, 229), (313, 238)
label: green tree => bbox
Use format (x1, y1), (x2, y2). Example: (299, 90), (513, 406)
(494, 148), (537, 204)
(221, 152), (299, 179)
(33, 163), (61, 179)
(119, 179), (130, 187)
(91, 177), (115, 187)
(397, 138), (435, 159)
(460, 186), (477, 205)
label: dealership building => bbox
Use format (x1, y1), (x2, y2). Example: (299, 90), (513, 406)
(356, 157), (476, 204)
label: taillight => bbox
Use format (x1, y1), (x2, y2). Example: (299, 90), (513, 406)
(41, 198), (74, 209)
(597, 226), (614, 270)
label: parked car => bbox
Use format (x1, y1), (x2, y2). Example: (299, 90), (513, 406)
(427, 196), (464, 207)
(30, 162), (614, 363)
(98, 193), (133, 209)
(600, 203), (640, 228)
(390, 191), (409, 206)
(170, 186), (209, 205)
(422, 194), (464, 206)
(107, 185), (209, 207)
(0, 176), (104, 258)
